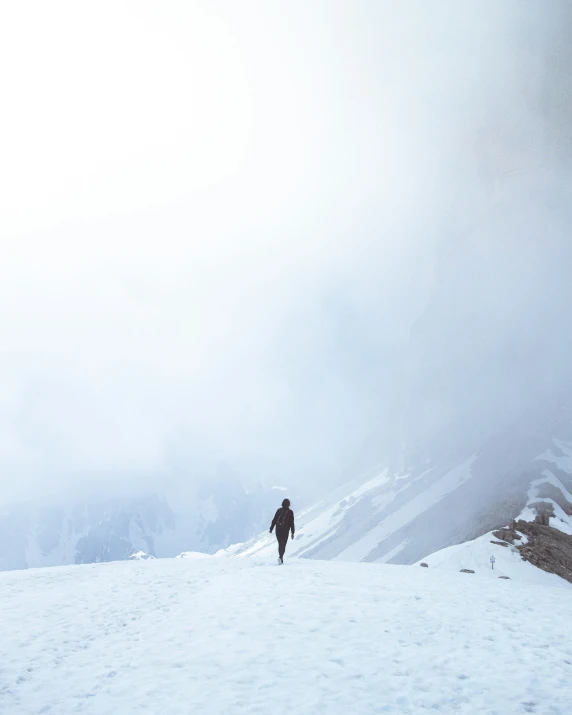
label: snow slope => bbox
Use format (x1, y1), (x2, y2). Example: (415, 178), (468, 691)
(415, 531), (567, 586)
(2, 557), (571, 715)
(519, 467), (572, 535)
(228, 427), (572, 566)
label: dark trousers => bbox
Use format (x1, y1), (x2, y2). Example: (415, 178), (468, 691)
(276, 528), (289, 560)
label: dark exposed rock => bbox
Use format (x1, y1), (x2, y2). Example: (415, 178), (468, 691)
(514, 519), (572, 583)
(420, 562), (429, 568)
(490, 540), (509, 547)
(492, 527), (521, 544)
(530, 501), (555, 526)
(460, 569), (475, 574)
(498, 576), (511, 579)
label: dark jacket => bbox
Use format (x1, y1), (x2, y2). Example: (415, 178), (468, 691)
(270, 507), (295, 536)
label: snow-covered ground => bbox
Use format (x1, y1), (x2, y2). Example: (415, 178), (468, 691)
(175, 550), (212, 559)
(2, 557), (571, 714)
(416, 530), (567, 586)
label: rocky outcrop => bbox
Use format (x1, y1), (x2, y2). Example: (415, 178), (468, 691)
(530, 502), (555, 526)
(514, 519), (572, 583)
(492, 527), (521, 544)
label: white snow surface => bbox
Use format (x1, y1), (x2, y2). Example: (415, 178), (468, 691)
(417, 531), (570, 587)
(175, 550), (212, 559)
(2, 557), (572, 714)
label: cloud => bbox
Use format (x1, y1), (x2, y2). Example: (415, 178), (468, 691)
(0, 1), (565, 504)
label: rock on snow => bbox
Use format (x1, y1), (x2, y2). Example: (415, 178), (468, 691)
(1, 557), (572, 714)
(128, 551), (156, 560)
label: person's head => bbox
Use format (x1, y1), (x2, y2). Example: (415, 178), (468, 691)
(281, 498), (291, 509)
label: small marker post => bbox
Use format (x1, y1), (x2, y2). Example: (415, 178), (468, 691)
(490, 555), (496, 570)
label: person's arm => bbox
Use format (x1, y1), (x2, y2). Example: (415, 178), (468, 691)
(290, 511), (295, 538)
(269, 510), (279, 533)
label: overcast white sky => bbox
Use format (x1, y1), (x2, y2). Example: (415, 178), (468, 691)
(0, 1), (546, 503)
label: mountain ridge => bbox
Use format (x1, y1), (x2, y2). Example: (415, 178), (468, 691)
(0, 480), (288, 571)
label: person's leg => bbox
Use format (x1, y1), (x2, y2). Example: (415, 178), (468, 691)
(278, 532), (288, 561)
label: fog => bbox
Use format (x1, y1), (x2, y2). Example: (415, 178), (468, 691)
(1, 2), (569, 506)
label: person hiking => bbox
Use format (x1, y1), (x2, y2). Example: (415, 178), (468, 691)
(269, 498), (295, 564)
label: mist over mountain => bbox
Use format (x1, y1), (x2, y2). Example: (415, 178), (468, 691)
(0, 476), (295, 571)
(1, 2), (571, 571)
(230, 4), (572, 566)
(3, 8), (572, 715)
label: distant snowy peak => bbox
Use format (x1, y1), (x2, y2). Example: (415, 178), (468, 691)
(0, 480), (289, 571)
(0, 496), (172, 572)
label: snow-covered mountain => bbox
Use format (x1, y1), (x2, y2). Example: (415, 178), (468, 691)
(229, 182), (572, 567)
(0, 479), (291, 571)
(228, 430), (572, 566)
(4, 15), (570, 578)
